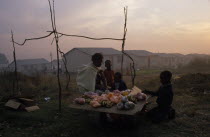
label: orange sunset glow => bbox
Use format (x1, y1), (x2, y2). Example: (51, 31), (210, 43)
(1, 0), (210, 61)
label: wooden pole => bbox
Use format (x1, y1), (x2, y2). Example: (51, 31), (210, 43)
(121, 7), (128, 75)
(11, 30), (19, 95)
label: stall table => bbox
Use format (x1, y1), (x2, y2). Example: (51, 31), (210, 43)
(69, 94), (150, 115)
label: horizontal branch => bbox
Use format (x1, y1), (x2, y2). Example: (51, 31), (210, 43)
(47, 31), (124, 41)
(13, 32), (54, 46)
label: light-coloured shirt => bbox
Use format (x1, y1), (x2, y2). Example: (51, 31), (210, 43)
(76, 63), (99, 92)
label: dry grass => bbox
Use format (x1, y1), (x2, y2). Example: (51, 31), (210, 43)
(0, 71), (210, 137)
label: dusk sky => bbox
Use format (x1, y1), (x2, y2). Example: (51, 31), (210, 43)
(1, 0), (210, 62)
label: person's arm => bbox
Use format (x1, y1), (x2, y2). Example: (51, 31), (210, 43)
(143, 88), (159, 96)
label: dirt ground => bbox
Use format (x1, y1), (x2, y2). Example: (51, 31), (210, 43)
(0, 72), (210, 137)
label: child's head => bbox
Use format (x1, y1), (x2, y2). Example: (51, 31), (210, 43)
(105, 60), (111, 69)
(160, 70), (172, 84)
(114, 72), (122, 82)
(92, 53), (103, 67)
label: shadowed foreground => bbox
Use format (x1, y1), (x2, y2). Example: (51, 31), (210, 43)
(0, 72), (210, 137)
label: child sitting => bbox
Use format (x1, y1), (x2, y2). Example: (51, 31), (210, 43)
(143, 70), (175, 123)
(112, 72), (127, 91)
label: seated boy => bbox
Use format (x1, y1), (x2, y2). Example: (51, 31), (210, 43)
(143, 70), (175, 123)
(103, 60), (115, 89)
(112, 72), (127, 91)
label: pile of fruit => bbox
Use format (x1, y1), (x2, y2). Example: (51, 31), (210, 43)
(73, 89), (147, 110)
(117, 96), (135, 110)
(116, 92), (147, 110)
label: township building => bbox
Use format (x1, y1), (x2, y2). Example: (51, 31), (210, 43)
(63, 48), (208, 73)
(63, 48), (123, 72)
(4, 48), (210, 74)
(125, 50), (189, 69)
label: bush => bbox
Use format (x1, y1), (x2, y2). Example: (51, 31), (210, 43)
(177, 57), (210, 73)
(0, 72), (73, 101)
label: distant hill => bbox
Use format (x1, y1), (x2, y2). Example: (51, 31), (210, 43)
(155, 53), (185, 57)
(125, 50), (153, 56)
(126, 50), (209, 58)
(0, 53), (9, 64)
(186, 53), (210, 58)
(126, 50), (185, 57)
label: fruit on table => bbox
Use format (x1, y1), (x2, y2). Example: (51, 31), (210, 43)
(107, 93), (114, 99)
(117, 95), (136, 110)
(109, 95), (121, 104)
(106, 92), (121, 104)
(100, 94), (109, 101)
(135, 92), (147, 101)
(117, 102), (124, 110)
(101, 100), (114, 108)
(121, 91), (129, 96)
(85, 98), (92, 104)
(125, 89), (131, 92)
(93, 95), (108, 103)
(90, 100), (101, 108)
(121, 96), (128, 103)
(127, 95), (137, 103)
(74, 98), (85, 105)
(117, 101), (135, 110)
(101, 100), (106, 106)
(124, 101), (135, 110)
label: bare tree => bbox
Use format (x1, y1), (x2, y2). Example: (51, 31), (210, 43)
(11, 30), (19, 95)
(120, 7), (136, 87)
(50, 52), (53, 70)
(121, 7), (128, 75)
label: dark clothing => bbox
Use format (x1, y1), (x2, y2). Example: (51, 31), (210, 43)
(95, 73), (105, 90)
(112, 80), (127, 91)
(145, 84), (174, 123)
(146, 84), (173, 109)
(147, 106), (175, 123)
(147, 106), (169, 123)
(96, 73), (101, 84)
